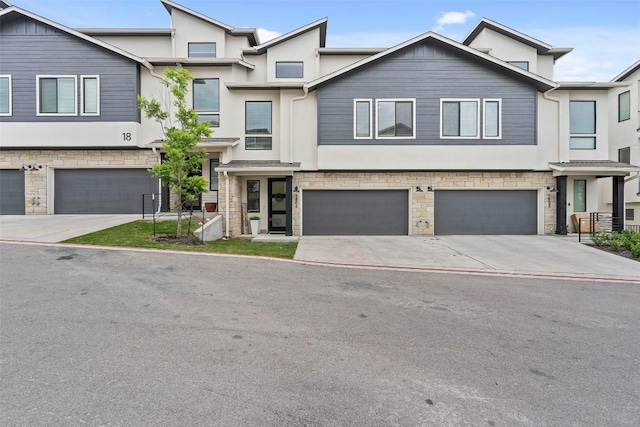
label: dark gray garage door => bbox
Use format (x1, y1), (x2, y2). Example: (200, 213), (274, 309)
(303, 190), (409, 235)
(55, 169), (158, 214)
(0, 169), (25, 215)
(435, 190), (537, 235)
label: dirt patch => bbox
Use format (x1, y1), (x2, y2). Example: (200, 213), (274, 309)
(152, 235), (203, 246)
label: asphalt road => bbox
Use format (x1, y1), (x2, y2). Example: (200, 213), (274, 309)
(1, 243), (639, 426)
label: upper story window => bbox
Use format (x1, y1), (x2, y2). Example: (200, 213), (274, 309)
(0, 75), (11, 116)
(619, 147), (631, 164)
(618, 91), (630, 122)
(193, 78), (220, 127)
(508, 61), (529, 71)
(441, 99), (479, 139)
(376, 99), (415, 138)
(353, 99), (372, 139)
(483, 99), (502, 139)
(188, 42), (216, 58)
(569, 101), (596, 149)
(37, 76), (77, 116)
(245, 101), (272, 150)
(275, 61), (303, 78)
(81, 76), (99, 116)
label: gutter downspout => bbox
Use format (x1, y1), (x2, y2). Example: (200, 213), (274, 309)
(542, 86), (561, 162)
(224, 171), (230, 239)
(289, 86), (309, 163)
(151, 146), (163, 213)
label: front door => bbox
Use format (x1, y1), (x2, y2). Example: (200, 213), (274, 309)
(269, 178), (287, 233)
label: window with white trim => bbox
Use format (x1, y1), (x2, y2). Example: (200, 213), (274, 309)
(483, 99), (501, 138)
(441, 99), (479, 138)
(0, 75), (11, 116)
(193, 78), (219, 127)
(188, 42), (216, 58)
(376, 99), (415, 138)
(81, 75), (99, 116)
(245, 101), (272, 150)
(508, 61), (529, 71)
(353, 99), (372, 139)
(37, 76), (77, 116)
(569, 101), (596, 150)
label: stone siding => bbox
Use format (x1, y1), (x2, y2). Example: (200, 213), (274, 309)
(0, 150), (157, 214)
(292, 171), (556, 236)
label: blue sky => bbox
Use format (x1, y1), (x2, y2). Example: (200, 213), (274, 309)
(10, 0), (640, 81)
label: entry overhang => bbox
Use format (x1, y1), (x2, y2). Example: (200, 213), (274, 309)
(549, 161), (640, 177)
(215, 160), (301, 176)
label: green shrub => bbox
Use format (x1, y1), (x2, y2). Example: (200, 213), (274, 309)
(590, 231), (609, 246)
(609, 238), (622, 252)
(630, 242), (640, 259)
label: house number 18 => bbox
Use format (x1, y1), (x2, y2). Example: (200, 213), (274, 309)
(122, 133), (132, 141)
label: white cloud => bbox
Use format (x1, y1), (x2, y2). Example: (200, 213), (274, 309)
(433, 10), (475, 32)
(256, 28), (281, 44)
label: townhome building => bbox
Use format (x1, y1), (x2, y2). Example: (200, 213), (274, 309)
(1, 0), (638, 237)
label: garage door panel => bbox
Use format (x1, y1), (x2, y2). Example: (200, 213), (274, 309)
(303, 190), (408, 235)
(435, 190), (537, 235)
(0, 169), (25, 215)
(55, 169), (158, 214)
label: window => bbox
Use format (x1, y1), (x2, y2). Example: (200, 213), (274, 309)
(441, 99), (479, 138)
(573, 180), (586, 212)
(376, 99), (415, 138)
(247, 180), (260, 212)
(81, 76), (99, 116)
(618, 91), (630, 122)
(508, 61), (529, 71)
(209, 159), (219, 191)
(626, 209), (635, 221)
(245, 101), (272, 150)
(619, 147), (631, 164)
(37, 76), (77, 115)
(188, 42), (216, 58)
(569, 101), (596, 149)
(353, 99), (372, 139)
(0, 75), (11, 116)
(193, 78), (219, 127)
(483, 99), (501, 138)
(276, 62), (303, 78)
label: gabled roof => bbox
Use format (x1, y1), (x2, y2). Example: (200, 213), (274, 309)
(0, 6), (150, 67)
(243, 18), (327, 55)
(307, 31), (557, 92)
(463, 18), (573, 60)
(160, 0), (258, 46)
(612, 60), (640, 82)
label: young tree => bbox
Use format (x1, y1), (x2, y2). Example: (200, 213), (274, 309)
(138, 68), (211, 236)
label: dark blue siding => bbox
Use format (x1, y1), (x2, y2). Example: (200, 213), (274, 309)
(0, 15), (139, 122)
(318, 40), (537, 145)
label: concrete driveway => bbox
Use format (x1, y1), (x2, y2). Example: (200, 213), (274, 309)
(295, 235), (640, 281)
(0, 214), (139, 242)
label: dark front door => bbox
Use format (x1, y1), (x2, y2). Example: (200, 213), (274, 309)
(269, 178), (287, 233)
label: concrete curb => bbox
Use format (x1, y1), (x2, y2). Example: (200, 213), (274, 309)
(2, 239), (639, 284)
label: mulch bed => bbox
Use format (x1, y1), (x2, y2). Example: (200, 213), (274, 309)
(589, 245), (639, 262)
(152, 235), (204, 246)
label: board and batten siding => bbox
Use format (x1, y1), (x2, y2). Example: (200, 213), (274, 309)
(317, 40), (537, 146)
(0, 16), (139, 123)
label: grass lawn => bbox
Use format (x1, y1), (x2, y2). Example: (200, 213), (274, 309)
(63, 220), (298, 259)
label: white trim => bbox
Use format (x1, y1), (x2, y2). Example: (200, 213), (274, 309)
(482, 98), (502, 139)
(353, 99), (372, 139)
(80, 75), (100, 116)
(439, 98), (480, 139)
(0, 75), (11, 116)
(36, 75), (78, 117)
(374, 98), (416, 139)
